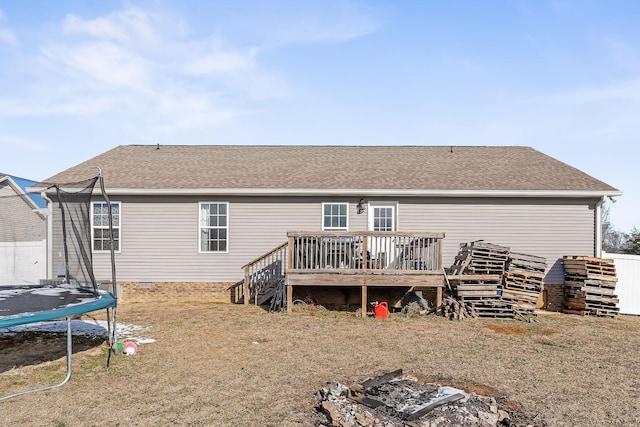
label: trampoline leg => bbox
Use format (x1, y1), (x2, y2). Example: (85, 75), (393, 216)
(0, 317), (74, 402)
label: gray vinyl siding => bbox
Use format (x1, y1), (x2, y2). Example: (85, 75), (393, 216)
(90, 196), (365, 282)
(0, 182), (46, 242)
(50, 195), (598, 285)
(399, 197), (597, 284)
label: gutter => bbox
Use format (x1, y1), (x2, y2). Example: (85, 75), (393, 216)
(595, 197), (605, 257)
(40, 191), (54, 281)
(28, 187), (624, 199)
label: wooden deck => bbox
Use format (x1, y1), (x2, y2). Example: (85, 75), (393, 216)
(242, 231), (446, 317)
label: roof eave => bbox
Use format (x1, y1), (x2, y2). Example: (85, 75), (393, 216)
(3, 177), (44, 213)
(32, 187), (623, 198)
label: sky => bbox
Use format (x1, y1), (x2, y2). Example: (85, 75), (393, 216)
(0, 0), (638, 232)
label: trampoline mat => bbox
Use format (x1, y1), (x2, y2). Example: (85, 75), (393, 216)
(0, 285), (116, 329)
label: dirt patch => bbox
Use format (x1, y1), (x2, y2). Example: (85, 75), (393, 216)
(0, 333), (105, 373)
(483, 323), (527, 336)
(483, 322), (561, 337)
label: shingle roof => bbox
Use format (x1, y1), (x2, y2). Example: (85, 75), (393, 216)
(38, 145), (619, 194)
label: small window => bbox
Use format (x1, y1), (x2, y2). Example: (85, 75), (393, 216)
(200, 202), (228, 252)
(92, 201), (120, 252)
(372, 206), (395, 231)
(322, 202), (348, 230)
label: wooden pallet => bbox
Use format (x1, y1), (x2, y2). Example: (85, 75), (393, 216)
(512, 303), (537, 321)
(564, 279), (617, 289)
(562, 256), (617, 280)
(451, 274), (503, 285)
(565, 273), (618, 283)
(467, 300), (514, 319)
(460, 240), (510, 253)
(564, 307), (618, 318)
(562, 258), (619, 318)
(508, 252), (547, 273)
(501, 288), (539, 305)
(504, 270), (544, 292)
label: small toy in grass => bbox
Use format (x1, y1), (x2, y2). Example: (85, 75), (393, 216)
(123, 341), (137, 355)
(116, 342), (124, 352)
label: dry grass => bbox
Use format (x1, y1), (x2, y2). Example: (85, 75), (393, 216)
(1, 302), (640, 426)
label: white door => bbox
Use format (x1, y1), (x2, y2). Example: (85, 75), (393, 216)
(368, 205), (396, 268)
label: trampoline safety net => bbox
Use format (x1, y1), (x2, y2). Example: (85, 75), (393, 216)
(54, 177), (100, 292)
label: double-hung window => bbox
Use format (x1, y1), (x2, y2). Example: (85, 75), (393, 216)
(92, 201), (120, 252)
(199, 202), (228, 252)
(322, 202), (348, 230)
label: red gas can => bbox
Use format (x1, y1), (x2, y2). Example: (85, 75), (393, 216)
(373, 301), (389, 318)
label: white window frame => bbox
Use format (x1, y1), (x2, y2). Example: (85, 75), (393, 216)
(91, 201), (121, 253)
(368, 204), (396, 232)
(199, 202), (229, 253)
(322, 202), (349, 231)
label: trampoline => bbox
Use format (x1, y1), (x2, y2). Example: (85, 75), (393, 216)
(0, 172), (118, 401)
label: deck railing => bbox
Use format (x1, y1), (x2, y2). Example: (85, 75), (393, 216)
(241, 242), (288, 305)
(286, 231), (444, 272)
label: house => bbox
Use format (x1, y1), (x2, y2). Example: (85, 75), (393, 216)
(33, 145), (621, 309)
(0, 174), (48, 285)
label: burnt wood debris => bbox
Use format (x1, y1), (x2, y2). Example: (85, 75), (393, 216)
(317, 369), (543, 426)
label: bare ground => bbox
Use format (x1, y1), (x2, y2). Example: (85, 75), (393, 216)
(1, 302), (639, 426)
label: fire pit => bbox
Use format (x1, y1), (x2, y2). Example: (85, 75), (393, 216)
(317, 369), (543, 426)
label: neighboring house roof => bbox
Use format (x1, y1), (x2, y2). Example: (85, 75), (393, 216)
(34, 145), (621, 198)
(0, 175), (46, 219)
(0, 173), (47, 208)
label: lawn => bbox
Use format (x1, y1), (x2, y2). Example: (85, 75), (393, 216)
(1, 302), (639, 426)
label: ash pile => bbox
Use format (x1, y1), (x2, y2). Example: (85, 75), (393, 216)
(317, 369), (542, 427)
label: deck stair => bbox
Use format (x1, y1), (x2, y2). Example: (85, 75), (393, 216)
(242, 242), (288, 307)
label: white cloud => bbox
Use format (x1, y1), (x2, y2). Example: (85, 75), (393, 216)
(0, 95), (118, 117)
(0, 27), (16, 46)
(0, 133), (47, 152)
(185, 48), (256, 75)
(0, 9), (17, 46)
(62, 8), (157, 44)
(527, 78), (640, 105)
(152, 90), (245, 132)
(41, 41), (151, 89)
(0, 2), (378, 137)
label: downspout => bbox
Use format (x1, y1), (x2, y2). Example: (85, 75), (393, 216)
(595, 197), (604, 257)
(41, 191), (54, 281)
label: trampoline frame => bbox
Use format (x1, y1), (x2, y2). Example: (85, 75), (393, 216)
(0, 171), (118, 401)
(0, 290), (116, 402)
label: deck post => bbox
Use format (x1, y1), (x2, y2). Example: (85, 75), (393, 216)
(287, 237), (293, 270)
(286, 237), (294, 312)
(243, 266), (250, 305)
(436, 286), (442, 308)
(361, 285), (368, 318)
(286, 282), (293, 313)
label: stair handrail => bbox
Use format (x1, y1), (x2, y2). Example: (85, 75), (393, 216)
(242, 242), (289, 305)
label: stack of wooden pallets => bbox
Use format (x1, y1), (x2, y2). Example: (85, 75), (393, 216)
(502, 252), (547, 306)
(448, 242), (548, 320)
(449, 241), (514, 319)
(562, 256), (619, 318)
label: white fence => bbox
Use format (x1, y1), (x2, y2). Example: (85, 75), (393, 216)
(0, 240), (46, 285)
(603, 251), (640, 316)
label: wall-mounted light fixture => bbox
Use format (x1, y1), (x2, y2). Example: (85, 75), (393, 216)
(357, 198), (367, 214)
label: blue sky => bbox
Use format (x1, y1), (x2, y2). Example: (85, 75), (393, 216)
(0, 0), (638, 231)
